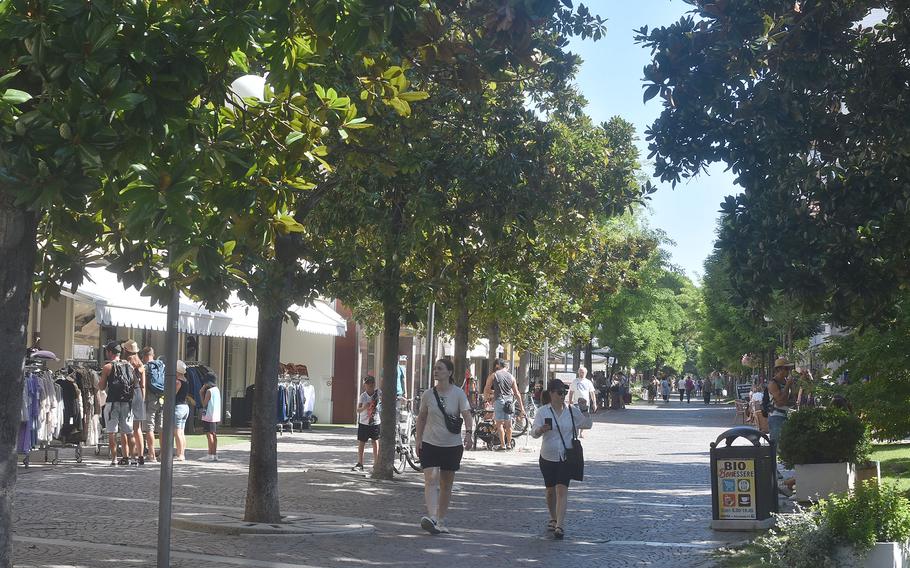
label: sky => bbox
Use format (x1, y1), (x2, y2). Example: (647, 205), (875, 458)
(566, 0), (740, 282)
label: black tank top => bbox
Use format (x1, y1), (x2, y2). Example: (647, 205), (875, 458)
(175, 378), (188, 404)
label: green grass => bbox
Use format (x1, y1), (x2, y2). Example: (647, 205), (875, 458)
(713, 543), (767, 568)
(871, 442), (910, 495)
(184, 435), (248, 450)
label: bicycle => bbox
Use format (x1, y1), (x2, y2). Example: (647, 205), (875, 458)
(393, 398), (422, 474)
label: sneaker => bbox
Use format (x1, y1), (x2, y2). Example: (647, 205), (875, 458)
(207, 455), (216, 462)
(420, 516), (441, 535)
(351, 463), (364, 472)
(436, 520), (450, 534)
(118, 458), (129, 466)
(212, 455), (219, 462)
(137, 456), (145, 466)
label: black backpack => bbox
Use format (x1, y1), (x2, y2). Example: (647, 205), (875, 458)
(761, 386), (771, 418)
(107, 361), (135, 403)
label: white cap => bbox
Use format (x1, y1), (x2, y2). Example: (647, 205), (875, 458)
(176, 360), (187, 375)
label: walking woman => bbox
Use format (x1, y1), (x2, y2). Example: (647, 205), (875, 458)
(531, 379), (593, 540)
(415, 359), (474, 535)
(174, 360), (189, 462)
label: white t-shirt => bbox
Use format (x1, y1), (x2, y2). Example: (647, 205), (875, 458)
(570, 377), (595, 405)
(358, 389), (381, 425)
(532, 403), (593, 462)
(751, 390), (764, 403)
(420, 385), (470, 447)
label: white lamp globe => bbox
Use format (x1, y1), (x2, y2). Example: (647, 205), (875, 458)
(227, 74), (267, 108)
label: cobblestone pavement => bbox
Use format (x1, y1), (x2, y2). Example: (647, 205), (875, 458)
(12, 399), (754, 567)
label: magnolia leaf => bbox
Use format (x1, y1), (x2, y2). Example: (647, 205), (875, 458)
(2, 89), (31, 104)
(285, 131), (305, 145)
(398, 91), (430, 102)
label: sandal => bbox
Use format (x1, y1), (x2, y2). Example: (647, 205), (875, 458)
(546, 519), (557, 532)
(554, 526), (564, 540)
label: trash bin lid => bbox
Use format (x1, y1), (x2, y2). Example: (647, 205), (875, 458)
(711, 426), (770, 448)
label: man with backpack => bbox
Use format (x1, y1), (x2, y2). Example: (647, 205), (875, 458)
(99, 340), (136, 466)
(141, 346), (165, 464)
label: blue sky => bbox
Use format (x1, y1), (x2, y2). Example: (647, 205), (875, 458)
(567, 1), (739, 282)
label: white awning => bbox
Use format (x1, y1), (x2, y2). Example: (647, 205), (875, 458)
(70, 266), (347, 339)
(72, 266), (233, 336)
(224, 299), (347, 338)
(291, 300), (347, 337)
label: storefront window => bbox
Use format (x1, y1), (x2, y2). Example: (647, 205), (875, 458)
(73, 300), (100, 361)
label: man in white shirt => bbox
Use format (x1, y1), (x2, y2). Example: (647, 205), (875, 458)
(568, 366), (596, 437)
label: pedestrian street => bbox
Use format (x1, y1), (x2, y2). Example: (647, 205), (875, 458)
(12, 401), (750, 568)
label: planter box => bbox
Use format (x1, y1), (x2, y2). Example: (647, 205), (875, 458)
(794, 462), (855, 502)
(836, 541), (910, 568)
(856, 461), (882, 486)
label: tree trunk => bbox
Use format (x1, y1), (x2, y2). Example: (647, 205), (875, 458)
(244, 309), (283, 523)
(373, 306), (401, 480)
(453, 292), (469, 389)
(517, 350), (531, 393)
(485, 321), (500, 392)
(573, 342), (582, 371)
(0, 202), (38, 568)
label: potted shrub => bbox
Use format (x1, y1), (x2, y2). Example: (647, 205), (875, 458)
(744, 482), (910, 568)
(821, 481), (910, 567)
(778, 406), (872, 502)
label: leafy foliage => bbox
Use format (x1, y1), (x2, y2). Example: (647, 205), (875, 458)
(819, 481), (910, 552)
(778, 407), (871, 468)
(821, 295), (910, 440)
(636, 1), (910, 327)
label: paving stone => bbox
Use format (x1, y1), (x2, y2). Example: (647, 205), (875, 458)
(13, 399), (754, 567)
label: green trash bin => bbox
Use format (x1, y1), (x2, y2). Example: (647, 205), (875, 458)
(710, 426), (778, 530)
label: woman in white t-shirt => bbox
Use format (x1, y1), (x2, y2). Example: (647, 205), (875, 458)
(531, 379), (593, 540)
(415, 359), (474, 535)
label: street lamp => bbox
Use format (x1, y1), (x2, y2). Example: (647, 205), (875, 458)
(157, 74), (268, 568)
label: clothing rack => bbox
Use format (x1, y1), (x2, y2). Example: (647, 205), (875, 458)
(276, 373), (313, 434)
(19, 363), (92, 467)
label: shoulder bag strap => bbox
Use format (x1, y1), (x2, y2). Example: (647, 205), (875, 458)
(432, 387), (450, 417)
(550, 406), (570, 453)
(569, 405), (578, 441)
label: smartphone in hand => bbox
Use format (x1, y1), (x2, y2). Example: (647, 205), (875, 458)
(544, 418), (553, 428)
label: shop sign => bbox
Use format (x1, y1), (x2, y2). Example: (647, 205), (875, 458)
(717, 458), (756, 520)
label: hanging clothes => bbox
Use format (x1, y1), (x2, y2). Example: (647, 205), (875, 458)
(302, 382), (316, 414)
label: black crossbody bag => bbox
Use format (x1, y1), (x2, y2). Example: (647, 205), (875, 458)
(433, 387), (464, 434)
(551, 405), (584, 481)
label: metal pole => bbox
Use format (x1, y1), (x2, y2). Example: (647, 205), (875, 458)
(542, 338), (549, 389)
(425, 303), (435, 391)
(157, 280), (179, 568)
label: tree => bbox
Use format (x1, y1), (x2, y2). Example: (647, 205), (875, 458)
(636, 1), (910, 326)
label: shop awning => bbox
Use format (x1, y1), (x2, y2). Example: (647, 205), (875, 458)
(223, 298), (348, 338)
(70, 266), (347, 339)
(72, 267), (233, 336)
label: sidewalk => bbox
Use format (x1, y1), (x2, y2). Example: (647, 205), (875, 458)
(13, 402), (751, 567)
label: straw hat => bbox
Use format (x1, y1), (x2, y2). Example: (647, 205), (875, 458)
(774, 357), (795, 369)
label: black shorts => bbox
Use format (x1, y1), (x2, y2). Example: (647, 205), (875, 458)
(420, 442), (464, 471)
(357, 423), (380, 442)
(202, 421), (217, 433)
(539, 457), (573, 488)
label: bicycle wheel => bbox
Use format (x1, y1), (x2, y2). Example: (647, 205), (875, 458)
(407, 425), (422, 471)
(511, 413), (529, 437)
(393, 445), (407, 474)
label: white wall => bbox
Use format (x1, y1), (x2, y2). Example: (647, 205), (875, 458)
(279, 323), (336, 423)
